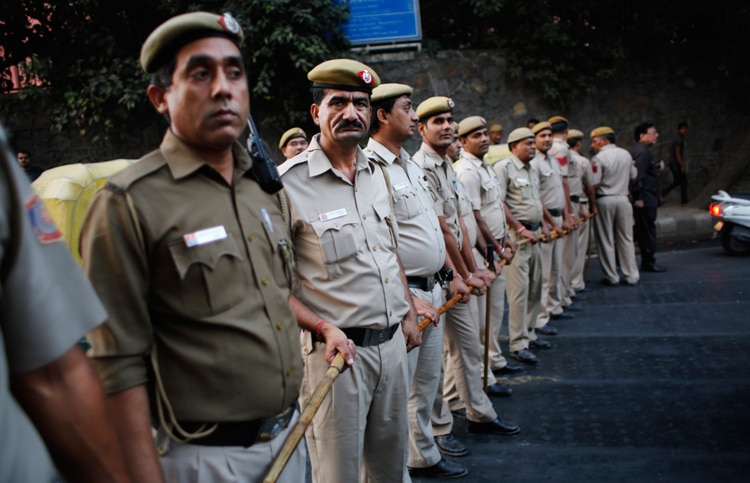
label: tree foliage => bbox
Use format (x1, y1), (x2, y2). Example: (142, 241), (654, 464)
(420, 0), (750, 108)
(1, 0), (349, 143)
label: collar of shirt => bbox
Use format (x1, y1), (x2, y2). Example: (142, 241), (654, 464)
(461, 151), (485, 169)
(509, 154), (528, 171)
(366, 137), (410, 167)
(161, 130), (252, 180)
(419, 142), (446, 168)
(306, 133), (374, 178)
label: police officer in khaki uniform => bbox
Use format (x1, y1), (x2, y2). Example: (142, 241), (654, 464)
(530, 121), (573, 342)
(453, 116), (521, 378)
(493, 127), (545, 364)
(279, 60), (420, 483)
(80, 12), (306, 482)
(567, 129), (594, 293)
(363, 83), (466, 479)
(548, 116), (583, 309)
(278, 127), (308, 161)
(413, 98), (520, 441)
(587, 126), (640, 286)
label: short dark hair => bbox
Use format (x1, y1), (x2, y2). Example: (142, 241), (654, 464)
(149, 58), (177, 89)
(634, 122), (655, 142)
(369, 97), (399, 136)
(312, 87), (329, 106)
(567, 138), (581, 149)
(678, 121), (688, 130)
(17, 149), (31, 157)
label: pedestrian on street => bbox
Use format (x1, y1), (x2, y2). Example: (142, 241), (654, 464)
(661, 121), (689, 205)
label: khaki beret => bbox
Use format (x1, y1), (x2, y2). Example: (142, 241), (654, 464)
(307, 59), (380, 93)
(590, 126), (615, 139)
(507, 127), (535, 144)
(416, 96), (455, 121)
(489, 123), (503, 132)
(279, 127), (307, 149)
(141, 12), (244, 73)
(371, 83), (413, 103)
(458, 116), (487, 137)
(452, 122), (459, 134)
(547, 116), (569, 125)
(568, 129), (584, 140)
(532, 121), (552, 134)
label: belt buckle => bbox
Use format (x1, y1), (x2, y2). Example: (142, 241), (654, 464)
(377, 328), (389, 344)
(257, 406), (293, 442)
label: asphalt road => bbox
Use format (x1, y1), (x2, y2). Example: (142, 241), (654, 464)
(413, 239), (750, 482)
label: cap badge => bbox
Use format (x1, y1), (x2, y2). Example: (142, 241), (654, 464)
(447, 98), (455, 109)
(359, 70), (374, 85)
(219, 13), (240, 34)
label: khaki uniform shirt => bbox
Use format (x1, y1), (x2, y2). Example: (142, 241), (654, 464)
(412, 142), (463, 248)
(572, 150), (593, 192)
(456, 180), (478, 248)
(551, 138), (582, 197)
(590, 144), (637, 197)
(365, 139), (445, 278)
(279, 134), (409, 330)
(493, 155), (543, 224)
(531, 151), (566, 211)
(454, 151), (507, 240)
(82, 131), (302, 421)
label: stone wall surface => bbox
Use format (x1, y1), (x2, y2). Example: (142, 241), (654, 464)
(3, 49), (749, 206)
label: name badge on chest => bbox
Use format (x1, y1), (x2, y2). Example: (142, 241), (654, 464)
(184, 225), (227, 247)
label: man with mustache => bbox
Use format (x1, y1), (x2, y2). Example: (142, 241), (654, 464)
(453, 116), (521, 384)
(80, 12), (306, 482)
(279, 61), (419, 483)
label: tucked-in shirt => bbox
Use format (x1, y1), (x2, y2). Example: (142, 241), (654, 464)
(82, 130), (302, 421)
(493, 154), (543, 224)
(365, 139), (445, 278)
(454, 151), (507, 240)
(531, 151), (566, 211)
(279, 134), (409, 331)
(590, 144), (637, 197)
(413, 142), (463, 248)
(571, 150), (593, 193)
(551, 138), (583, 197)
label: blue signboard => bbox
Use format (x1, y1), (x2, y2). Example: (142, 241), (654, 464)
(338, 0), (422, 45)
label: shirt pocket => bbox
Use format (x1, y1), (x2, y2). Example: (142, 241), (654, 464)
(310, 215), (363, 279)
(167, 233), (245, 317)
(481, 177), (499, 204)
(260, 218), (295, 289)
(372, 202), (398, 250)
(393, 190), (422, 221)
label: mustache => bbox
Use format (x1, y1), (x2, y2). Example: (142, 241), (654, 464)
(335, 120), (365, 130)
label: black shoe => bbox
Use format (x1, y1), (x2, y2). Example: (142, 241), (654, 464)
(511, 349), (538, 364)
(601, 278), (620, 287)
(434, 433), (468, 457)
(530, 338), (551, 349)
(571, 293), (588, 301)
(641, 264), (667, 273)
(550, 312), (575, 321)
(493, 362), (523, 375)
(563, 303), (583, 311)
(467, 418), (520, 436)
(577, 286), (592, 293)
(624, 280), (639, 286)
(486, 383), (512, 397)
(451, 407), (467, 419)
(536, 324), (558, 335)
(409, 458), (469, 479)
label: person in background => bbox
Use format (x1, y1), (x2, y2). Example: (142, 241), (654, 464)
(661, 121), (689, 206)
(16, 150), (44, 181)
(278, 127), (309, 161)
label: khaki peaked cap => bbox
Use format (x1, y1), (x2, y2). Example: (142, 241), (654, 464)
(568, 129), (584, 140)
(371, 83), (413, 103)
(141, 12), (244, 73)
(458, 116), (487, 137)
(590, 126), (615, 139)
(279, 127), (307, 149)
(507, 127), (535, 144)
(532, 121), (552, 134)
(490, 123), (503, 132)
(416, 96), (455, 121)
(307, 59), (380, 93)
(547, 116), (569, 126)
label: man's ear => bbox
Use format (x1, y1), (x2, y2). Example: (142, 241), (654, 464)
(147, 85), (169, 115)
(310, 103), (320, 126)
(376, 108), (389, 125)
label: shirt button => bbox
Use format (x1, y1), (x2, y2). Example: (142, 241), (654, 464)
(286, 368), (292, 376)
(389, 310), (393, 316)
(362, 214), (367, 220)
(247, 234), (254, 242)
(262, 277), (269, 286)
(277, 322), (283, 330)
(384, 277), (389, 283)
(373, 245), (377, 251)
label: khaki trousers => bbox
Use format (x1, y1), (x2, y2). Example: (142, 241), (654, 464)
(593, 196), (640, 285)
(474, 250), (508, 371)
(406, 284), (445, 469)
(561, 203), (581, 305)
(302, 330), (409, 483)
(440, 294), (498, 424)
(506, 230), (543, 352)
(157, 410), (306, 483)
(537, 215), (563, 328)
(571, 202), (590, 291)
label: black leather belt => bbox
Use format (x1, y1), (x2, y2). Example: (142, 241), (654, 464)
(570, 195), (580, 202)
(548, 208), (563, 217)
(313, 324), (400, 347)
(407, 274), (438, 291)
(519, 221), (541, 231)
(178, 402), (297, 447)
